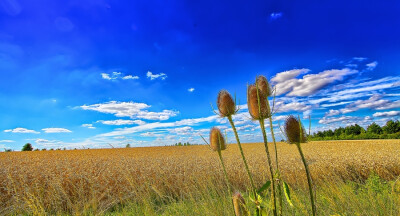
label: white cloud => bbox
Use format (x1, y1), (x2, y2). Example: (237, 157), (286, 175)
(366, 61), (378, 70)
(274, 100), (312, 113)
(373, 111), (400, 118)
(98, 119), (146, 125)
(81, 101), (178, 121)
(270, 12), (283, 20)
(168, 126), (194, 135)
(319, 116), (359, 124)
(353, 57), (367, 62)
(325, 109), (340, 117)
(339, 94), (389, 114)
(0, 140), (14, 143)
(122, 75), (139, 80)
(146, 71), (167, 80)
(101, 72), (139, 81)
(271, 69), (310, 83)
(272, 68), (358, 96)
(42, 128), (72, 133)
(188, 88), (195, 92)
(4, 128), (40, 134)
(82, 124), (96, 129)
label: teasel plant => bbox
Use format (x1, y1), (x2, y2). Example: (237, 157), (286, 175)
(232, 192), (249, 216)
(283, 115), (316, 216)
(256, 75), (285, 215)
(201, 127), (232, 194)
(212, 90), (257, 198)
(247, 83), (278, 216)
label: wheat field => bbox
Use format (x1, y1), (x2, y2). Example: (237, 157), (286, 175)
(1, 140), (400, 215)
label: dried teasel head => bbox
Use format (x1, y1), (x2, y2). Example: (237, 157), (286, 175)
(284, 115), (307, 144)
(217, 90), (236, 117)
(256, 75), (271, 97)
(247, 84), (270, 120)
(209, 127), (226, 152)
(232, 192), (248, 216)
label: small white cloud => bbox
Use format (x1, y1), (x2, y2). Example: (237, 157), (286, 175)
(270, 12), (283, 20)
(82, 124), (96, 129)
(101, 72), (139, 81)
(122, 75), (139, 80)
(4, 128), (40, 134)
(146, 71), (167, 80)
(325, 109), (340, 117)
(98, 119), (146, 125)
(42, 128), (72, 133)
(0, 140), (15, 143)
(373, 111), (400, 118)
(353, 57), (367, 61)
(366, 61), (378, 70)
(188, 88), (195, 92)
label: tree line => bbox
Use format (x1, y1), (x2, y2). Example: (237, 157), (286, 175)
(309, 120), (400, 140)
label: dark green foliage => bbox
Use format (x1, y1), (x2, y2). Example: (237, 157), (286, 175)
(382, 120), (400, 134)
(310, 119), (400, 140)
(126, 144), (131, 148)
(21, 143), (33, 151)
(367, 122), (383, 134)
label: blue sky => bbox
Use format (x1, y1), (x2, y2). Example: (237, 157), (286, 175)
(1, 0), (400, 150)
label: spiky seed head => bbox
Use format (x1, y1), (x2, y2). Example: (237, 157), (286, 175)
(256, 75), (271, 97)
(217, 90), (236, 117)
(232, 192), (248, 216)
(284, 115), (307, 144)
(209, 127), (226, 152)
(247, 84), (270, 120)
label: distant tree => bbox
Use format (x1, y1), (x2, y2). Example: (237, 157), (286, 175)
(382, 120), (400, 134)
(21, 143), (33, 151)
(41, 148), (47, 151)
(367, 122), (383, 134)
(5, 149), (12, 152)
(334, 127), (344, 137)
(126, 143), (131, 148)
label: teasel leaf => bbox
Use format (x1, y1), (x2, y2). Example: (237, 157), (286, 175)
(283, 181), (293, 207)
(257, 180), (271, 195)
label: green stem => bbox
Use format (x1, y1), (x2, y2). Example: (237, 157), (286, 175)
(296, 143), (316, 216)
(217, 150), (235, 214)
(227, 115), (256, 196)
(259, 119), (277, 216)
(266, 99), (283, 216)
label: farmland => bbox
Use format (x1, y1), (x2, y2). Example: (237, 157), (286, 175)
(1, 140), (399, 215)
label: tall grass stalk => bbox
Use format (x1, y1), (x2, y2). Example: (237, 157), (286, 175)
(266, 98), (283, 216)
(227, 115), (256, 196)
(296, 143), (316, 216)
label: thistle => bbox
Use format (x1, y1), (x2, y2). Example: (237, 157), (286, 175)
(247, 84), (270, 120)
(217, 90), (237, 117)
(232, 192), (248, 216)
(256, 75), (272, 97)
(284, 115), (316, 216)
(257, 75), (284, 215)
(248, 83), (277, 216)
(216, 90), (256, 197)
(210, 127), (227, 152)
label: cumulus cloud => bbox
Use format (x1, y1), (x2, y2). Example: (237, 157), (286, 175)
(271, 69), (310, 83)
(339, 94), (389, 114)
(101, 72), (139, 80)
(373, 111), (400, 117)
(270, 12), (283, 20)
(325, 109), (340, 117)
(0, 140), (14, 143)
(4, 128), (40, 134)
(274, 100), (312, 113)
(319, 116), (359, 124)
(366, 61), (378, 70)
(188, 88), (195, 92)
(82, 124), (96, 129)
(42, 128), (72, 133)
(81, 101), (178, 121)
(98, 119), (146, 125)
(272, 68), (358, 96)
(146, 71), (167, 80)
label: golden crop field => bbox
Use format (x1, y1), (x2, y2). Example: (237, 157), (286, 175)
(1, 140), (400, 215)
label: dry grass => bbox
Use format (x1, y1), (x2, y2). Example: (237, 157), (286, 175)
(1, 140), (399, 215)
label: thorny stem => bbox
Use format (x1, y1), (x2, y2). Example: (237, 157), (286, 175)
(216, 149), (235, 213)
(259, 119), (277, 216)
(227, 115), (257, 197)
(266, 98), (283, 216)
(296, 143), (316, 216)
